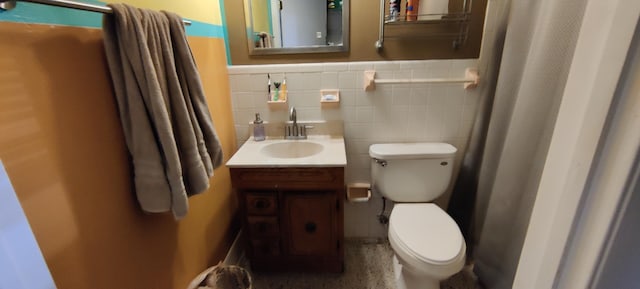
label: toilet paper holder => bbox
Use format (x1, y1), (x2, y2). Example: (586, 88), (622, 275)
(346, 183), (371, 202)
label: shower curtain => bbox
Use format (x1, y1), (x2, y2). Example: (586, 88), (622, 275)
(446, 0), (588, 288)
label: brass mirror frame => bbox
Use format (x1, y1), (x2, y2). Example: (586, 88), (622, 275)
(244, 0), (350, 55)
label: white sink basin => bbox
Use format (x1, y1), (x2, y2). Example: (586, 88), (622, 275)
(225, 120), (346, 168)
(260, 141), (324, 158)
(226, 135), (346, 168)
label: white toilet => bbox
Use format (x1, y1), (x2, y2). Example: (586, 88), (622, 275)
(369, 142), (466, 289)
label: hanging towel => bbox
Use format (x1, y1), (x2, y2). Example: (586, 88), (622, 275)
(257, 32), (272, 48)
(102, 4), (223, 219)
(163, 11), (224, 176)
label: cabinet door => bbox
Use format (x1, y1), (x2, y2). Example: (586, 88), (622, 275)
(248, 216), (280, 237)
(284, 192), (336, 256)
(251, 239), (281, 257)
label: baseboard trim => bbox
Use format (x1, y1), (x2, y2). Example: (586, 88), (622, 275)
(345, 237), (388, 244)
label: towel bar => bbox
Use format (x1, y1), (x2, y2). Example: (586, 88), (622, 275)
(0, 0), (192, 26)
(363, 68), (479, 91)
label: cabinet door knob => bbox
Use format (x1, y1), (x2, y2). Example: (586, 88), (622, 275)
(305, 222), (317, 233)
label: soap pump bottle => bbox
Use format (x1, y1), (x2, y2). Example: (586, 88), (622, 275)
(253, 113), (266, 141)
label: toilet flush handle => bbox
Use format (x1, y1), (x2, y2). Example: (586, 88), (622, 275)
(373, 158), (387, 167)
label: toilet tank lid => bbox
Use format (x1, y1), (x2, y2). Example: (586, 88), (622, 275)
(369, 143), (457, 160)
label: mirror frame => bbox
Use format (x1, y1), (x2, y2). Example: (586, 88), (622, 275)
(244, 0), (350, 55)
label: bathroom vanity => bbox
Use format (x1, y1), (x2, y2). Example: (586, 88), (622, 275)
(230, 167), (344, 272)
(226, 123), (347, 272)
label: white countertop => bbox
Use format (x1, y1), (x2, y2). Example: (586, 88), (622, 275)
(226, 135), (347, 168)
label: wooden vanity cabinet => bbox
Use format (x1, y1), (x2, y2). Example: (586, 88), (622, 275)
(230, 167), (344, 273)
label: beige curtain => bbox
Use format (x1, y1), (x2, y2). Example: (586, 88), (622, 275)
(446, 0), (588, 287)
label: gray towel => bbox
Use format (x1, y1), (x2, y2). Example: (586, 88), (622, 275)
(102, 4), (223, 219)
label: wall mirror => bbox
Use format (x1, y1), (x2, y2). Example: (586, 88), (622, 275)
(243, 0), (349, 55)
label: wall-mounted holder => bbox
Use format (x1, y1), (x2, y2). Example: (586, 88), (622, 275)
(267, 93), (287, 110)
(267, 90), (288, 104)
(363, 68), (479, 91)
(375, 0), (473, 51)
(320, 89), (340, 109)
(346, 183), (371, 202)
(320, 89), (340, 103)
(267, 73), (288, 106)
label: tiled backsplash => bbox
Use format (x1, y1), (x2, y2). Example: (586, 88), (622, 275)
(227, 59), (479, 238)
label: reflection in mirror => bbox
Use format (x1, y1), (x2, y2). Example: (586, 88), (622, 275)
(244, 0), (350, 55)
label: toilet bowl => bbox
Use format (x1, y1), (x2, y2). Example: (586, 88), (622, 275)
(369, 143), (466, 289)
(388, 204), (466, 289)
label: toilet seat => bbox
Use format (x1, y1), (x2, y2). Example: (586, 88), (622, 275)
(389, 203), (465, 266)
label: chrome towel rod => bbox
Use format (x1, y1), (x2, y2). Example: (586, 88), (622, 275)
(0, 0), (192, 25)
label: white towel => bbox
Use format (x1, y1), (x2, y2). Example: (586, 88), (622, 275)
(418, 0), (449, 20)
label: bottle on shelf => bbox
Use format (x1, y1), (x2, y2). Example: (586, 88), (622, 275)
(389, 0), (401, 22)
(406, 0), (419, 21)
(281, 76), (287, 102)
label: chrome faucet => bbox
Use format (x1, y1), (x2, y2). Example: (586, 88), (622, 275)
(290, 107), (297, 127)
(285, 106), (307, 139)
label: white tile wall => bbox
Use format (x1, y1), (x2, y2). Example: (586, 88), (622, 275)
(227, 59), (479, 238)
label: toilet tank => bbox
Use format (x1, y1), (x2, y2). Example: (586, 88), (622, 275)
(369, 143), (457, 202)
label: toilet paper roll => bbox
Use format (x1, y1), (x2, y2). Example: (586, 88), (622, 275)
(347, 183), (371, 202)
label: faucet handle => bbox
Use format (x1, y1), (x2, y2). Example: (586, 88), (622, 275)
(299, 125), (313, 138)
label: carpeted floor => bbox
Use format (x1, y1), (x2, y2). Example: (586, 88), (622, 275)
(248, 240), (479, 289)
